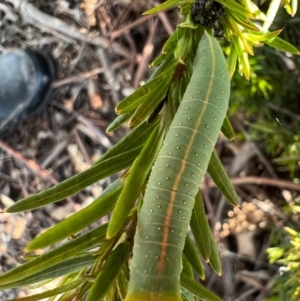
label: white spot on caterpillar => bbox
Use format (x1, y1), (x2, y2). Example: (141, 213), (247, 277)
(166, 164), (170, 167)
(157, 205), (161, 208)
(195, 153), (199, 157)
(183, 201), (187, 204)
(166, 257), (169, 260)
(158, 227), (161, 230)
(145, 254), (148, 258)
(182, 216), (185, 219)
(189, 97), (193, 100)
(156, 196), (160, 199)
(209, 134), (212, 138)
(179, 123), (183, 126)
(195, 83), (198, 85)
(214, 117), (217, 121)
(156, 256), (159, 259)
(219, 105), (222, 109)
(206, 125), (209, 128)
(178, 210), (182, 213)
(146, 236), (149, 239)
(221, 90), (225, 94)
(144, 270), (147, 273)
(184, 183), (188, 187)
(166, 176), (170, 180)
(158, 182), (161, 185)
(171, 229), (174, 233)
(185, 107), (189, 110)
(176, 146), (180, 150)
(216, 96), (219, 99)
(204, 144), (207, 148)
(150, 209), (153, 213)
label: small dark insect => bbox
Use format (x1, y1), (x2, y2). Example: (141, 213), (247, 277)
(191, 0), (225, 38)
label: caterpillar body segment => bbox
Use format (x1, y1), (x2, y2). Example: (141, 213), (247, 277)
(124, 31), (230, 301)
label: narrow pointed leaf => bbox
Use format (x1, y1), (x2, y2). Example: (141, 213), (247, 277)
(221, 116), (235, 141)
(232, 36), (250, 79)
(227, 11), (260, 31)
(86, 242), (130, 301)
(182, 253), (194, 278)
(190, 192), (210, 261)
(27, 180), (122, 251)
(143, 0), (178, 15)
(183, 234), (205, 279)
(0, 254), (95, 289)
(265, 37), (300, 54)
(216, 0), (253, 17)
(291, 0), (298, 16)
(0, 224), (108, 286)
(7, 119), (159, 213)
(128, 65), (176, 128)
(107, 124), (164, 238)
(180, 273), (222, 301)
(208, 150), (240, 207)
(181, 287), (202, 301)
(162, 28), (182, 55)
(5, 279), (83, 301)
(208, 229), (222, 275)
(227, 46), (237, 79)
(6, 148), (139, 212)
(94, 119), (159, 166)
(262, 0), (281, 30)
(106, 111), (134, 133)
(116, 63), (175, 115)
(244, 29), (282, 41)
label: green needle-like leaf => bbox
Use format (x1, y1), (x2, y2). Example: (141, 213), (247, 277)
(0, 224), (108, 287)
(6, 119), (158, 213)
(208, 150), (240, 207)
(143, 0), (178, 15)
(217, 0), (253, 17)
(5, 279), (83, 301)
(221, 116), (235, 141)
(128, 64), (176, 128)
(107, 124), (164, 239)
(106, 111), (134, 133)
(183, 234), (205, 279)
(190, 192), (211, 262)
(116, 63), (175, 115)
(0, 254), (94, 289)
(265, 37), (300, 54)
(27, 180), (122, 251)
(86, 242), (130, 301)
(6, 148), (139, 212)
(180, 273), (222, 301)
(208, 228), (222, 276)
(182, 253), (194, 278)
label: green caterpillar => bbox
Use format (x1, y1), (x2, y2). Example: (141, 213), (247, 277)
(124, 31), (230, 301)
